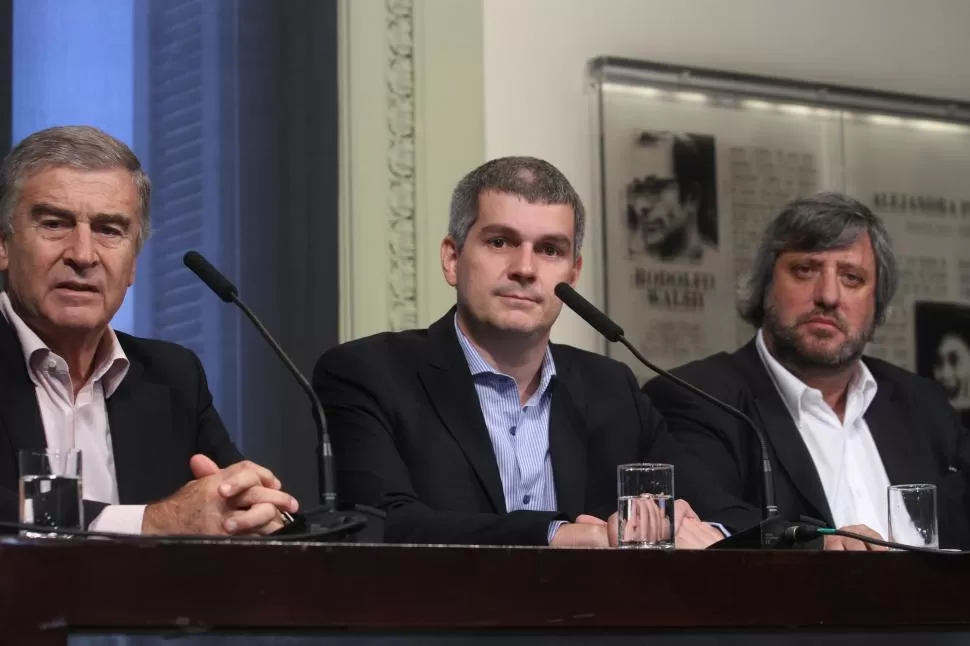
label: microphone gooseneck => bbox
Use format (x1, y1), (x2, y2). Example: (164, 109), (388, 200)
(183, 251), (336, 512)
(554, 282), (781, 545)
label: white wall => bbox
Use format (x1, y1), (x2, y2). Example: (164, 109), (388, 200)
(482, 0), (970, 353)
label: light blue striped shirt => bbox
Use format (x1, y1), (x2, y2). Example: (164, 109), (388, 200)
(454, 317), (561, 537)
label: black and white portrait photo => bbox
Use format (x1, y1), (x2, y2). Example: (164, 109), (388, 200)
(915, 301), (970, 425)
(625, 131), (719, 264)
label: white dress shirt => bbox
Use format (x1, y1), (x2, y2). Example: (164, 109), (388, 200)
(1, 292), (146, 533)
(756, 329), (891, 538)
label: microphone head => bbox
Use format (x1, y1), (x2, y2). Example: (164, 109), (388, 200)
(183, 251), (239, 303)
(554, 282), (624, 342)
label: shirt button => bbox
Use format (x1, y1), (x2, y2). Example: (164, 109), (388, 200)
(522, 494), (531, 505)
(510, 426), (516, 436)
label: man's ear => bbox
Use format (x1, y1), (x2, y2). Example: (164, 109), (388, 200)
(0, 231), (8, 273)
(441, 236), (459, 287)
(569, 254), (583, 286)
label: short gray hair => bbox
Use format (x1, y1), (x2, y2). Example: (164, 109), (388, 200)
(448, 156), (585, 260)
(0, 125), (152, 250)
(737, 192), (898, 326)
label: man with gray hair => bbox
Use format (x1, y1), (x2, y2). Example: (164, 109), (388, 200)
(0, 125), (298, 535)
(643, 192), (970, 549)
(314, 156), (725, 547)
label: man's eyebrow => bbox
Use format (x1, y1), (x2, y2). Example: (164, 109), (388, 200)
(90, 213), (133, 227)
(836, 260), (869, 276)
(478, 224), (520, 237)
(29, 203), (132, 227)
(538, 234), (572, 248)
(29, 202), (76, 219)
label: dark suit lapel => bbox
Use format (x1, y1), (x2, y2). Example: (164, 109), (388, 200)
(0, 316), (47, 454)
(863, 371), (925, 486)
(732, 340), (834, 524)
(106, 351), (174, 504)
(417, 311), (506, 513)
(548, 347), (587, 519)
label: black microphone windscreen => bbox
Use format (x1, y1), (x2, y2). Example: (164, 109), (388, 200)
(183, 251), (238, 303)
(554, 283), (624, 342)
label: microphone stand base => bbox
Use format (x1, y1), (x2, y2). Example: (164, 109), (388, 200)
(271, 504), (385, 543)
(709, 515), (822, 550)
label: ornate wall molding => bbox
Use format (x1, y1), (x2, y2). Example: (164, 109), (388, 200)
(386, 0), (417, 331)
(338, 0), (483, 340)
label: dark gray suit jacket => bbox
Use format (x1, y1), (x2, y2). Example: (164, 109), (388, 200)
(643, 339), (970, 549)
(0, 315), (243, 529)
(313, 309), (725, 545)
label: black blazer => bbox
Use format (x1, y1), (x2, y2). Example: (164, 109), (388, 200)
(312, 310), (720, 546)
(642, 339), (970, 548)
(0, 315), (243, 529)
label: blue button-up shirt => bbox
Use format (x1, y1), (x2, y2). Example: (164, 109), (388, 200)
(455, 317), (561, 539)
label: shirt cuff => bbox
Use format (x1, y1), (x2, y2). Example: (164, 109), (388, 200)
(88, 504), (147, 535)
(708, 521), (730, 537)
(547, 519), (569, 545)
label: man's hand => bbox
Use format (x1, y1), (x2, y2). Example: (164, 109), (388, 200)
(823, 524), (888, 551)
(550, 514), (609, 547)
(672, 499), (723, 549)
(142, 455), (299, 536)
(604, 499), (721, 549)
(617, 496), (669, 545)
(605, 499), (667, 547)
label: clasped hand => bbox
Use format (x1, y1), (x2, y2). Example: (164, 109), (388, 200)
(142, 455), (299, 536)
(551, 499), (723, 549)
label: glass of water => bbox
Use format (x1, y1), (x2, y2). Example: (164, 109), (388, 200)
(617, 463), (674, 550)
(887, 483), (938, 549)
(19, 449), (83, 537)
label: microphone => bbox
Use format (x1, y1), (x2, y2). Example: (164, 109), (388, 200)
(782, 524), (822, 544)
(184, 251), (372, 540)
(555, 282), (798, 548)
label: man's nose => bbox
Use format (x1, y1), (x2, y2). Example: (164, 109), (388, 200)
(508, 244), (537, 282)
(63, 225), (98, 268)
(812, 268), (840, 309)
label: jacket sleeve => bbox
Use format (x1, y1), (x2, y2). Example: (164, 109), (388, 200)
(641, 372), (762, 534)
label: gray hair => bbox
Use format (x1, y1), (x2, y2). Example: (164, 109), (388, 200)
(0, 125), (151, 250)
(448, 156), (585, 261)
(737, 192), (898, 326)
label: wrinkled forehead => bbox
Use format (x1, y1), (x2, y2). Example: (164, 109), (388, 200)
(776, 230), (875, 265)
(474, 190), (575, 239)
(17, 166), (139, 209)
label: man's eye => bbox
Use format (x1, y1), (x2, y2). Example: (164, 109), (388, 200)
(540, 245), (562, 257)
(488, 237), (508, 248)
(40, 219), (68, 229)
(791, 264), (814, 277)
(97, 226), (124, 237)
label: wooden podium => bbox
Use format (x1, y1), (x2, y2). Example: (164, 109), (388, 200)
(1, 537), (969, 643)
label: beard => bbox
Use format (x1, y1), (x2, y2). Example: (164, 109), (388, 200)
(763, 301), (874, 373)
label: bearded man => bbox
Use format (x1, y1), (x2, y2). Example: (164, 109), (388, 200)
(643, 192), (970, 550)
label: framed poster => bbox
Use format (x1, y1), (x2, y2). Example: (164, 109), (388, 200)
(592, 57), (970, 381)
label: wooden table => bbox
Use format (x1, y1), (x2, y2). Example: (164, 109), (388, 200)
(1, 538), (968, 643)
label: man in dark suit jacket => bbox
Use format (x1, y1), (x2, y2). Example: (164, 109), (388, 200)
(0, 314), (246, 528)
(0, 126), (297, 535)
(644, 193), (970, 549)
(314, 156), (725, 547)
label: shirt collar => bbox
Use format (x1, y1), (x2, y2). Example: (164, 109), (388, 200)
(755, 328), (877, 423)
(453, 313), (557, 404)
(0, 291), (130, 397)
